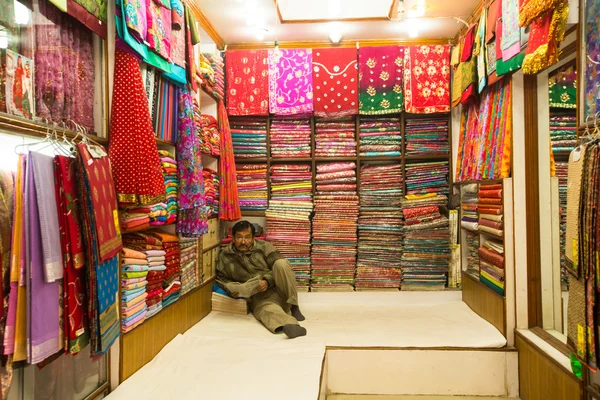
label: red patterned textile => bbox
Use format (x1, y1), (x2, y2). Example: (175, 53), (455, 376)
(403, 45), (451, 114)
(226, 50), (269, 116)
(312, 48), (358, 117)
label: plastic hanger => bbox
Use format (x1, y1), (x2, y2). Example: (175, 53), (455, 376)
(14, 118), (53, 154)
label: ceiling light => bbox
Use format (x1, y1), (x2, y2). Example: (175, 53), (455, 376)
(407, 0), (427, 18)
(328, 21), (342, 44)
(256, 28), (268, 41)
(405, 18), (419, 38)
(328, 0), (341, 18)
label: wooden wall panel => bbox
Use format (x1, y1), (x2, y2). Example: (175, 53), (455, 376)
(462, 271), (506, 336)
(119, 282), (213, 382)
(516, 333), (582, 400)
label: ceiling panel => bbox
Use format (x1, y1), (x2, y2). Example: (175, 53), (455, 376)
(195, 0), (479, 45)
(277, 0), (394, 21)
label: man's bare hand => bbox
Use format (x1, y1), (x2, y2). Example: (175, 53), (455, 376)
(258, 279), (268, 292)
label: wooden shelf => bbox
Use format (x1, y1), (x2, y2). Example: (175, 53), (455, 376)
(241, 210), (266, 216)
(270, 157), (312, 162)
(123, 276), (216, 334)
(552, 151), (572, 158)
(203, 243), (221, 252)
(455, 178), (504, 186)
(200, 85), (222, 103)
(155, 137), (176, 146)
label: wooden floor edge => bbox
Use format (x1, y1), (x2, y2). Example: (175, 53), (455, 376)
(324, 345), (517, 352)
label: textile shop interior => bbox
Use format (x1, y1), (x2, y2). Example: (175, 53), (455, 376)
(0, 0), (595, 398)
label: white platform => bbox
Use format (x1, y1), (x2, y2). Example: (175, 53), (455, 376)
(187, 292), (506, 348)
(108, 292), (509, 400)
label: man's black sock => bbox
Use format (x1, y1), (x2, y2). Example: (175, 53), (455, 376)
(291, 304), (305, 321)
(283, 324), (307, 339)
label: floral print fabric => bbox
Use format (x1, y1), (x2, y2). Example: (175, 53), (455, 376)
(226, 50), (270, 116)
(268, 49), (313, 115)
(403, 45), (451, 114)
(358, 46), (404, 115)
(124, 0), (147, 41)
(585, 0), (600, 118)
(147, 0), (172, 61)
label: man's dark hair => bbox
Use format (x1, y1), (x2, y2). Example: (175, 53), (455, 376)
(232, 220), (256, 237)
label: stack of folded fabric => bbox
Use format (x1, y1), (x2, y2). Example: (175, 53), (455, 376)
(270, 118), (312, 158)
(145, 247), (166, 319)
(461, 183), (479, 231)
(198, 53), (222, 100)
(311, 162), (359, 292)
(478, 240), (505, 296)
(400, 194), (450, 291)
(198, 114), (221, 157)
(478, 183), (504, 238)
(359, 117), (402, 157)
(203, 168), (220, 216)
(465, 230), (480, 278)
(180, 237), (199, 294)
(549, 111), (577, 153)
(119, 210), (150, 233)
(230, 117), (268, 159)
(205, 53), (225, 99)
(315, 119), (357, 157)
(159, 150), (178, 224)
(267, 164), (313, 291)
(556, 161), (569, 291)
(404, 117), (449, 155)
(152, 231), (182, 308)
(356, 164), (404, 290)
(405, 161), (449, 196)
(122, 232), (166, 318)
(120, 248), (149, 333)
(236, 163), (268, 211)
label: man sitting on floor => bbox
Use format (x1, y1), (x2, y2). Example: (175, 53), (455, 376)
(216, 220), (307, 339)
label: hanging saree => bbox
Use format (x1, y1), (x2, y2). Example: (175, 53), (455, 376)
(109, 50), (166, 206)
(218, 101), (242, 221)
(11, 157), (26, 363)
(358, 46), (404, 115)
(501, 0), (521, 61)
(76, 143), (121, 356)
(404, 45), (451, 114)
(584, 0), (600, 118)
(54, 156), (89, 354)
(35, 1), (96, 132)
(475, 9), (487, 93)
(26, 154), (61, 364)
(312, 47), (358, 117)
(268, 49), (314, 115)
(147, 0), (172, 62)
(226, 50), (270, 116)
(521, 0), (569, 75)
(66, 0), (108, 39)
(176, 85), (209, 237)
(0, 169), (13, 394)
(459, 29), (478, 106)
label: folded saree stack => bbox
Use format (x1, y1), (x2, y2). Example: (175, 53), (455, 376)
(230, 117), (268, 159)
(153, 231), (181, 308)
(311, 162), (359, 292)
(478, 240), (505, 296)
(266, 164), (313, 291)
(478, 183), (504, 237)
(203, 168), (220, 216)
(549, 111), (577, 153)
(315, 118), (357, 157)
(205, 53), (225, 99)
(461, 183), (479, 231)
(404, 117), (449, 155)
(120, 248), (149, 333)
(556, 161), (569, 291)
(356, 164), (404, 290)
(236, 163), (268, 211)
(270, 118), (312, 158)
(359, 117), (402, 157)
(159, 150), (178, 225)
(405, 161), (449, 195)
(465, 231), (480, 278)
(198, 114), (221, 157)
(180, 237), (199, 294)
(400, 194), (450, 291)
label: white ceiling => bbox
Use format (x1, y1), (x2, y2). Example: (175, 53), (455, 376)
(196, 0), (480, 45)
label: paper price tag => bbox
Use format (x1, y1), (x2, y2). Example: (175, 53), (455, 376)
(572, 146), (581, 162)
(87, 144), (107, 159)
